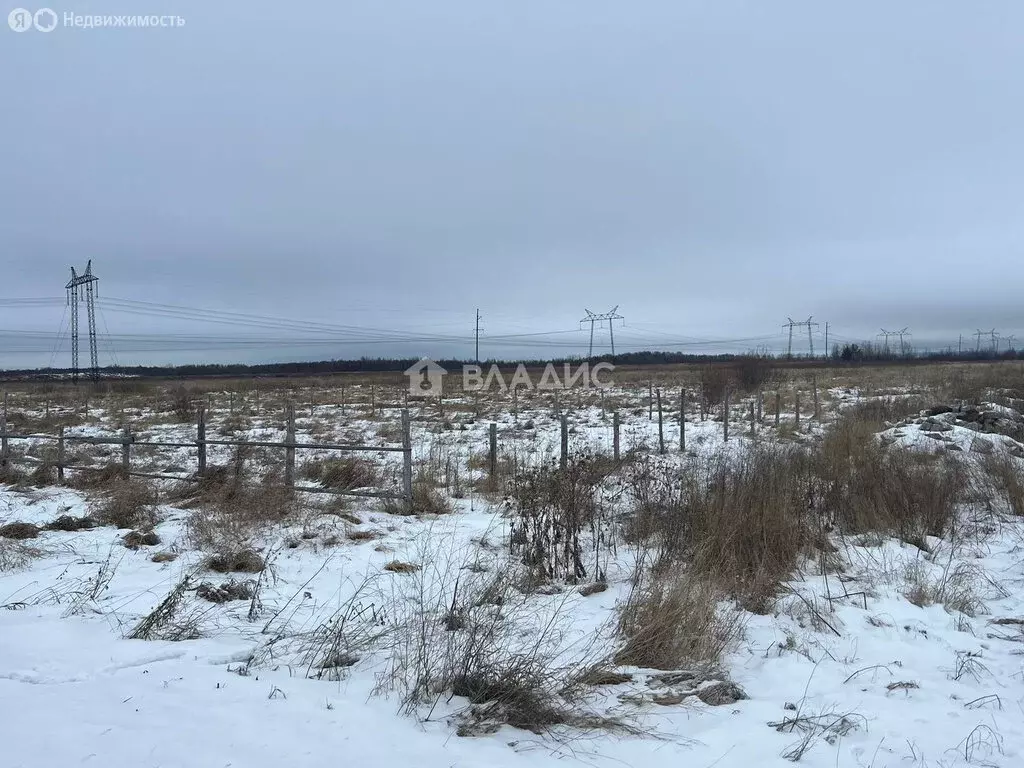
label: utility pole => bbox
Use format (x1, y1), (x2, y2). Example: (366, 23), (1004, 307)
(474, 309), (482, 364)
(66, 261), (100, 383)
(782, 316), (819, 357)
(958, 334), (963, 355)
(580, 306), (625, 357)
(824, 322), (829, 359)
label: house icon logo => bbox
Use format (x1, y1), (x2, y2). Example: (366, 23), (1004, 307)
(404, 358), (446, 397)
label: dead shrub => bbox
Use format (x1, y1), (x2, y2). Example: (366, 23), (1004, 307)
(301, 457), (379, 490)
(616, 569), (742, 670)
(93, 480), (158, 530)
(169, 384), (196, 423)
(128, 576), (208, 641)
(699, 366), (733, 416)
(380, 539), (618, 736)
(0, 537), (42, 571)
(732, 356), (776, 395)
(505, 455), (616, 585)
(0, 521), (41, 540)
(0, 464), (30, 487)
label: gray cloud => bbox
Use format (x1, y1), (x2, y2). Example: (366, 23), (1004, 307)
(2, 0), (1023, 366)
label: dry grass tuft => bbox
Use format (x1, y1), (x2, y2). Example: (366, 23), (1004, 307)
(44, 515), (97, 532)
(382, 483), (453, 516)
(384, 560), (420, 573)
(122, 530), (161, 549)
(301, 457), (379, 490)
(815, 417), (963, 545)
(205, 548), (265, 574)
(196, 580), (255, 603)
(0, 521), (41, 540)
(68, 464), (130, 491)
(978, 454), (1024, 517)
(93, 480), (159, 530)
(616, 569), (743, 670)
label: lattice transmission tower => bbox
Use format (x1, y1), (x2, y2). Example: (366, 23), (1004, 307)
(66, 260), (99, 383)
(580, 306), (624, 357)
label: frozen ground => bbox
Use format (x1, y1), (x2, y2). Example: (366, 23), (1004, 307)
(2, 382), (1024, 767)
(3, 488), (1024, 767)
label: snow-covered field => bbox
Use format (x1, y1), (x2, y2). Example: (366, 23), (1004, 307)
(3, 375), (1024, 768)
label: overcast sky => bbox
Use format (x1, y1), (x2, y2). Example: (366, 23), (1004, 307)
(3, 1), (1023, 367)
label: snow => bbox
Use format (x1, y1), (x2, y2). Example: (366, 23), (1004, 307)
(2, 385), (1024, 767)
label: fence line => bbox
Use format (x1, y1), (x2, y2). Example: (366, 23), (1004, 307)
(0, 405), (415, 509)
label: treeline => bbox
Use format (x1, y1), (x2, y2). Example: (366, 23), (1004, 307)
(0, 346), (1020, 380)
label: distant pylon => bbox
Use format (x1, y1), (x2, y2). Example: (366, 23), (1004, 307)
(580, 306), (625, 357)
(66, 261), (100, 383)
(782, 316), (819, 357)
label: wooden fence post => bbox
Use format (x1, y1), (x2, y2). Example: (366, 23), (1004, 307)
(121, 427), (133, 473)
(401, 408), (413, 512)
(723, 390), (729, 442)
(775, 391), (782, 428)
(370, 385), (376, 415)
(749, 401), (756, 436)
(284, 402), (296, 489)
(756, 388), (763, 423)
(656, 388), (665, 454)
(340, 384), (347, 415)
(0, 392), (7, 469)
(57, 425), (65, 482)
(560, 415), (569, 469)
(699, 380), (706, 421)
(512, 387), (518, 422)
(489, 422), (498, 483)
(612, 411), (620, 462)
(679, 389), (686, 453)
(197, 405), (207, 478)
(812, 375), (820, 420)
(795, 390), (801, 429)
(648, 380), (654, 421)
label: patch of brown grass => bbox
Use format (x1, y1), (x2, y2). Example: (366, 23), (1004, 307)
(616, 569), (743, 670)
(384, 560), (420, 573)
(93, 480), (159, 530)
(205, 548), (265, 573)
(301, 457), (379, 490)
(0, 521), (40, 540)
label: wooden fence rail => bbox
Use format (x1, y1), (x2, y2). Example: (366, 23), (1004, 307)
(0, 406), (415, 510)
